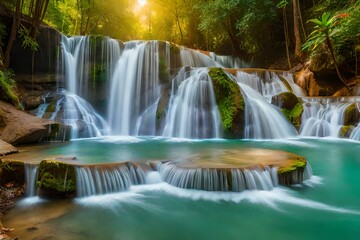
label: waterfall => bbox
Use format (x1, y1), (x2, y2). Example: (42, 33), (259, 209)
(238, 83), (297, 139)
(180, 47), (218, 67)
(350, 124), (360, 140)
(300, 98), (360, 138)
(24, 163), (38, 197)
(108, 41), (161, 136)
(209, 52), (249, 68)
(60, 36), (117, 138)
(162, 68), (222, 138)
(159, 162), (278, 191)
(75, 163), (146, 197)
(236, 71), (289, 100)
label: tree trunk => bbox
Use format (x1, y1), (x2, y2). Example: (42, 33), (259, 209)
(293, 0), (302, 60)
(326, 36), (352, 94)
(283, 7), (291, 69)
(4, 0), (23, 68)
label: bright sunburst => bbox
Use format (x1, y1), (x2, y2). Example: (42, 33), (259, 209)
(138, 0), (147, 6)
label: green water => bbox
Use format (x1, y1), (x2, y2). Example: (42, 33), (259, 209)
(5, 137), (360, 240)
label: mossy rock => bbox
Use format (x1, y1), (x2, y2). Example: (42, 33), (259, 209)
(0, 160), (25, 186)
(155, 90), (170, 132)
(344, 103), (360, 126)
(278, 157), (307, 185)
(208, 68), (245, 137)
(339, 125), (355, 138)
(280, 102), (304, 129)
(271, 92), (299, 110)
(37, 160), (76, 198)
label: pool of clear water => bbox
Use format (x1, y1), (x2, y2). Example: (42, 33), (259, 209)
(4, 137), (360, 240)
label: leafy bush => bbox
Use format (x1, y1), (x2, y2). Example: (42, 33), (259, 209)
(0, 69), (20, 107)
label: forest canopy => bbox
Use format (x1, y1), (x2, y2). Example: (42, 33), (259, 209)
(0, 0), (359, 68)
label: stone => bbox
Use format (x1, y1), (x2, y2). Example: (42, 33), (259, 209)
(0, 101), (70, 145)
(0, 140), (17, 156)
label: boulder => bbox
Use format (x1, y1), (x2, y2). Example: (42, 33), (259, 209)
(0, 101), (70, 145)
(271, 92), (304, 129)
(0, 140), (17, 156)
(37, 160), (76, 198)
(208, 68), (245, 137)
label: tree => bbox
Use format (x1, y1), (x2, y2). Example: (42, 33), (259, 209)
(303, 12), (352, 93)
(293, 0), (302, 60)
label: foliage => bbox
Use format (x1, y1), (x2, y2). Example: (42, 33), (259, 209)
(281, 102), (304, 129)
(37, 160), (76, 194)
(18, 24), (39, 51)
(208, 68), (244, 132)
(0, 69), (20, 107)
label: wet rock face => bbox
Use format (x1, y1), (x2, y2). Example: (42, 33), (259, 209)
(271, 92), (304, 129)
(0, 101), (70, 145)
(0, 140), (18, 156)
(208, 68), (245, 138)
(37, 160), (76, 198)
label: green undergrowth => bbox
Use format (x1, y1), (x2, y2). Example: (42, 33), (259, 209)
(208, 68), (245, 132)
(0, 70), (20, 108)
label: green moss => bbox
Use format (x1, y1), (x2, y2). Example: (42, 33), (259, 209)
(0, 70), (20, 108)
(46, 102), (56, 112)
(37, 160), (76, 196)
(159, 56), (169, 84)
(344, 103), (359, 126)
(278, 157), (306, 174)
(339, 125), (355, 138)
(281, 102), (304, 129)
(208, 68), (245, 132)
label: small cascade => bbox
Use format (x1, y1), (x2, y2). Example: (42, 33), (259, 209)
(159, 162), (278, 191)
(350, 125), (360, 140)
(238, 83), (297, 139)
(180, 47), (218, 67)
(162, 68), (222, 138)
(209, 52), (249, 68)
(24, 163), (38, 197)
(281, 72), (306, 97)
(300, 98), (360, 138)
(108, 41), (161, 136)
(236, 71), (289, 100)
(34, 89), (109, 138)
(75, 163), (146, 197)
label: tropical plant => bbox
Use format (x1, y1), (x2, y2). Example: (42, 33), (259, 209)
(303, 12), (351, 93)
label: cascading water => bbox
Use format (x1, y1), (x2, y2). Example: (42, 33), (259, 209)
(75, 163), (146, 197)
(24, 163), (38, 197)
(59, 36), (114, 138)
(209, 52), (249, 68)
(108, 41), (161, 136)
(236, 71), (289, 100)
(300, 98), (360, 138)
(163, 68), (222, 138)
(237, 82), (297, 139)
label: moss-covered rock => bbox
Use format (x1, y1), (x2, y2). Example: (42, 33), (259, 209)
(344, 103), (360, 126)
(37, 160), (76, 198)
(0, 160), (25, 186)
(271, 92), (299, 110)
(339, 125), (355, 138)
(278, 157), (307, 185)
(272, 92), (304, 129)
(208, 68), (245, 137)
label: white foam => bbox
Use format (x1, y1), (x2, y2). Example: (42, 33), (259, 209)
(18, 197), (46, 206)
